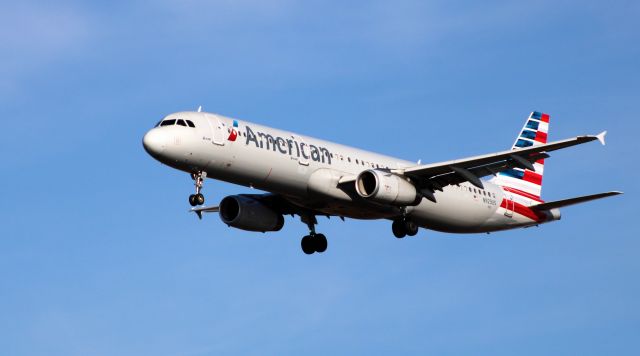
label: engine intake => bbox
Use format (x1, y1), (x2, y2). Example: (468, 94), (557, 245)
(219, 195), (284, 232)
(356, 169), (420, 206)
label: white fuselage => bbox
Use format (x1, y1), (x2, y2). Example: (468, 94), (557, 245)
(143, 111), (558, 233)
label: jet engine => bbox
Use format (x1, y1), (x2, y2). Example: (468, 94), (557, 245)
(355, 169), (421, 206)
(219, 195), (285, 232)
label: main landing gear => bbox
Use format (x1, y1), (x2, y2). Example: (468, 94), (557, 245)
(392, 218), (419, 238)
(300, 215), (327, 255)
(188, 171), (206, 206)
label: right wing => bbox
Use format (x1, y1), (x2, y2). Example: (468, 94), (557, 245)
(395, 131), (607, 191)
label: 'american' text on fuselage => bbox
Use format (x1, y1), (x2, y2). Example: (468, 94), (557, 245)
(245, 125), (332, 164)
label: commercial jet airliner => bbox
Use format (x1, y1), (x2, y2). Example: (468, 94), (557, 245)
(142, 110), (621, 254)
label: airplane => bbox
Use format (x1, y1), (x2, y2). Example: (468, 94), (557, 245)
(142, 110), (622, 254)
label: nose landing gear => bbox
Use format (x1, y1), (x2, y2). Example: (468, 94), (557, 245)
(188, 171), (207, 206)
(300, 214), (328, 254)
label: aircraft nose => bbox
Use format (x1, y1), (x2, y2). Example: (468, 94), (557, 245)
(142, 128), (168, 157)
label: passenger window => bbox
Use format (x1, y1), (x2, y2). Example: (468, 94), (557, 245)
(177, 119), (187, 126)
(160, 119), (176, 126)
(186, 120), (195, 128)
(348, 157), (351, 162)
(356, 159), (359, 164)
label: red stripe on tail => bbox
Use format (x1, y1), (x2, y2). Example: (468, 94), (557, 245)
(502, 186), (544, 202)
(535, 131), (547, 143)
(523, 171), (542, 185)
(541, 113), (550, 123)
(500, 199), (548, 222)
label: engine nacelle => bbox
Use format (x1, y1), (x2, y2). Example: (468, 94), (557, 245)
(219, 195), (284, 232)
(356, 169), (421, 206)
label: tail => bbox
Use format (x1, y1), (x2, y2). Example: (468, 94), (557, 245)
(492, 111), (549, 199)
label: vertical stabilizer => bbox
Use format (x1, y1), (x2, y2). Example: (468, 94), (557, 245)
(492, 111), (549, 198)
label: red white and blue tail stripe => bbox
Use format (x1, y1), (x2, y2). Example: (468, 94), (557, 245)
(492, 111), (549, 198)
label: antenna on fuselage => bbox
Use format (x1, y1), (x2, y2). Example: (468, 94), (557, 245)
(197, 105), (202, 112)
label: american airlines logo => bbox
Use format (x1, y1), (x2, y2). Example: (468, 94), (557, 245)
(244, 125), (333, 164)
(227, 120), (239, 142)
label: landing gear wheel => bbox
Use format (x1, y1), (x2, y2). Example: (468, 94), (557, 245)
(315, 234), (328, 253)
(392, 220), (407, 238)
(301, 235), (315, 255)
(189, 171), (207, 206)
(405, 220), (419, 236)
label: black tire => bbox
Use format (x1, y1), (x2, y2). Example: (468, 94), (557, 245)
(405, 220), (419, 236)
(188, 194), (197, 206)
(195, 193), (205, 205)
(315, 234), (328, 253)
(301, 235), (315, 255)
(392, 220), (406, 238)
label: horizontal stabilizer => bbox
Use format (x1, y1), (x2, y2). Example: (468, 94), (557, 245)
(530, 191), (622, 211)
(189, 205), (220, 219)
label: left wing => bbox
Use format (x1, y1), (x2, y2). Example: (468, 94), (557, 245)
(396, 132), (607, 191)
(190, 205), (219, 219)
(189, 193), (301, 219)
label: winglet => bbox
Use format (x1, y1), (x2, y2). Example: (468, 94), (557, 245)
(596, 130), (607, 145)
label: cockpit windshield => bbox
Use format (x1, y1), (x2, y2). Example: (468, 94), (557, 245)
(156, 118), (196, 128)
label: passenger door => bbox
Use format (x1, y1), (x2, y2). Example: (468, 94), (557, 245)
(504, 195), (514, 218)
(206, 114), (226, 146)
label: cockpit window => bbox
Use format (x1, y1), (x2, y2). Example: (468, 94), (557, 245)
(154, 120), (163, 127)
(157, 118), (196, 127)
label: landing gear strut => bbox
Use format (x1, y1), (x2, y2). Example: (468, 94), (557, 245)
(300, 214), (327, 254)
(392, 218), (419, 238)
(188, 171), (206, 206)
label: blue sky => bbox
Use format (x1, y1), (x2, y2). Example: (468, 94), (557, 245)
(1, 1), (638, 355)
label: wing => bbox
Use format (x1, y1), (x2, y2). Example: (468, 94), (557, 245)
(190, 205), (220, 219)
(190, 193), (301, 219)
(395, 132), (607, 193)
